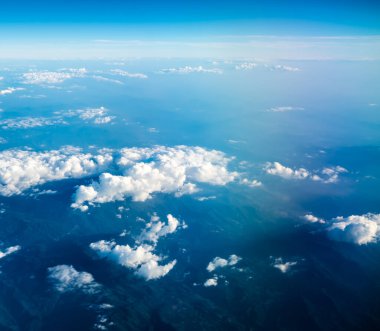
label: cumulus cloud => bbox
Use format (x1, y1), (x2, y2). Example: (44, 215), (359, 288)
(240, 178), (262, 188)
(265, 162), (347, 183)
(0, 146), (113, 196)
(265, 162), (309, 179)
(48, 264), (100, 293)
(0, 87), (25, 95)
(204, 275), (218, 287)
(273, 258), (297, 273)
(0, 145), (238, 206)
(266, 106), (304, 112)
(0, 245), (21, 259)
(72, 146), (237, 211)
(158, 66), (222, 74)
(303, 214), (325, 224)
(139, 214), (185, 244)
(326, 213), (380, 245)
(110, 69), (148, 79)
(206, 254), (241, 272)
(90, 240), (176, 280)
(0, 117), (66, 129)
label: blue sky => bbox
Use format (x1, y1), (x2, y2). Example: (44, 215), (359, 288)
(0, 0), (379, 59)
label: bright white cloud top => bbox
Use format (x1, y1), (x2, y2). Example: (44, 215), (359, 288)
(90, 212), (184, 280)
(90, 240), (176, 280)
(0, 145), (237, 208)
(139, 214), (185, 244)
(48, 264), (100, 293)
(327, 213), (380, 245)
(0, 146), (113, 196)
(72, 146), (238, 211)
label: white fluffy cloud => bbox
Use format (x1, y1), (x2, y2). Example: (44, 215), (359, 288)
(0, 87), (24, 95)
(327, 213), (380, 245)
(0, 146), (113, 196)
(90, 240), (176, 280)
(204, 276), (218, 287)
(240, 178), (262, 188)
(22, 69), (87, 84)
(90, 212), (184, 280)
(303, 214), (325, 224)
(0, 145), (237, 205)
(273, 258), (297, 273)
(48, 264), (100, 293)
(110, 69), (148, 79)
(72, 146), (237, 211)
(158, 66), (222, 74)
(0, 245), (21, 259)
(265, 162), (347, 183)
(206, 254), (241, 272)
(139, 214), (185, 244)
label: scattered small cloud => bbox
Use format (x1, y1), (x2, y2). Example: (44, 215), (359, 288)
(206, 254), (241, 272)
(0, 87), (25, 96)
(273, 258), (297, 273)
(204, 275), (218, 287)
(22, 69), (87, 84)
(110, 69), (148, 79)
(0, 117), (66, 129)
(240, 178), (262, 188)
(196, 196), (216, 201)
(48, 264), (100, 293)
(265, 162), (347, 183)
(0, 245), (21, 259)
(303, 214), (325, 224)
(158, 66), (222, 74)
(266, 106), (304, 112)
(235, 62), (258, 70)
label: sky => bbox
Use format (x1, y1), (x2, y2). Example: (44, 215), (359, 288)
(0, 0), (379, 59)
